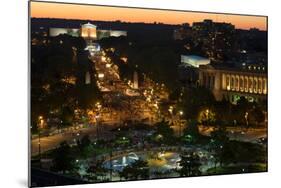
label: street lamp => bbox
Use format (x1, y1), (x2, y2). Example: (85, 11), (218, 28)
(95, 102), (102, 140)
(179, 111), (183, 136)
(244, 112), (249, 129)
(95, 114), (100, 140)
(38, 116), (44, 167)
(168, 106), (173, 114)
(206, 109), (210, 126)
(179, 111), (183, 116)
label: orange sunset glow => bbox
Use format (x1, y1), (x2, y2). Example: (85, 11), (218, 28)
(30, 1), (267, 31)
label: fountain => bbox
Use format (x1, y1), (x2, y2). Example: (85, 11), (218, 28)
(128, 152), (139, 160)
(122, 156), (127, 165)
(103, 152), (140, 171)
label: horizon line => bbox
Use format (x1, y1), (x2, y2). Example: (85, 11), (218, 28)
(30, 17), (267, 31)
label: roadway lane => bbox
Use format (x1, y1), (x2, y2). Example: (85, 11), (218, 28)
(31, 125), (114, 156)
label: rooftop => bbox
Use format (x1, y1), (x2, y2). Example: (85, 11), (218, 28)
(180, 55), (210, 68)
(81, 22), (97, 28)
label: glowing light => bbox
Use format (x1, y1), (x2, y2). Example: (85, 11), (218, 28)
(120, 57), (128, 63)
(98, 73), (104, 78)
(179, 111), (183, 116)
(101, 56), (106, 62)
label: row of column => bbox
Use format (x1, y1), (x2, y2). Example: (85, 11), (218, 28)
(202, 73), (216, 89)
(222, 73), (267, 95)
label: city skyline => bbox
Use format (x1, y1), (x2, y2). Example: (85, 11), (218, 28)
(31, 1), (267, 31)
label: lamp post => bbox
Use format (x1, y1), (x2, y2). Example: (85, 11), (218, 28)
(38, 116), (44, 167)
(244, 112), (249, 129)
(205, 109), (210, 127)
(179, 111), (183, 137)
(168, 106), (174, 129)
(95, 102), (102, 141)
(95, 114), (100, 141)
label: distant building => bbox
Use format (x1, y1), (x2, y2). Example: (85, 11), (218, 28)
(109, 30), (127, 37)
(49, 28), (80, 37)
(97, 30), (127, 40)
(96, 30), (111, 39)
(192, 19), (235, 32)
(198, 64), (267, 103)
(81, 22), (97, 40)
(49, 22), (127, 40)
(173, 27), (192, 40)
(174, 19), (236, 62)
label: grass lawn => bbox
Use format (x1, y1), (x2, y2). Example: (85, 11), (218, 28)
(207, 163), (267, 175)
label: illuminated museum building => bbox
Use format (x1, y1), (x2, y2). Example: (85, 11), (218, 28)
(49, 22), (127, 40)
(81, 23), (97, 39)
(198, 64), (267, 103)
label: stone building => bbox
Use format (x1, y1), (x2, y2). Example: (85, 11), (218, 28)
(198, 64), (267, 103)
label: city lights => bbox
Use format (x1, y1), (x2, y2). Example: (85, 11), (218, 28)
(30, 3), (267, 185)
(101, 56), (106, 62)
(98, 73), (104, 78)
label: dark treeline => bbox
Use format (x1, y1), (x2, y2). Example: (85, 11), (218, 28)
(99, 36), (185, 92)
(31, 34), (101, 132)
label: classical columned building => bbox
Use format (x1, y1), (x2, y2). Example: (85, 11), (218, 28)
(49, 22), (127, 40)
(198, 65), (267, 103)
(81, 22), (97, 40)
(221, 73), (267, 95)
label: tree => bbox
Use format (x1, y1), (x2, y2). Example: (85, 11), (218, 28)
(87, 161), (108, 181)
(52, 141), (75, 173)
(100, 37), (181, 91)
(210, 126), (230, 167)
(180, 87), (216, 120)
(76, 83), (101, 110)
(198, 108), (216, 126)
(77, 135), (92, 157)
(183, 120), (200, 144)
(60, 106), (74, 127)
(249, 106), (265, 126)
(31, 122), (39, 134)
(178, 152), (202, 176)
(213, 99), (232, 126)
(80, 135), (91, 147)
(210, 125), (229, 145)
(154, 120), (174, 144)
(120, 160), (149, 180)
(31, 35), (90, 132)
(231, 96), (252, 125)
